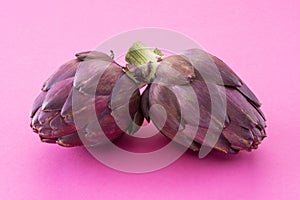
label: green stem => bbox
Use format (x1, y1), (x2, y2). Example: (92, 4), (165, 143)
(125, 41), (163, 66)
(125, 41), (164, 83)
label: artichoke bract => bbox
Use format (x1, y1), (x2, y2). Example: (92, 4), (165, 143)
(126, 42), (266, 153)
(30, 51), (143, 147)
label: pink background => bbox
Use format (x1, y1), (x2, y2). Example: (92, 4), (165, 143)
(1, 0), (299, 199)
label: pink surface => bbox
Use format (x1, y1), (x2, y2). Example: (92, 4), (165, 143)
(1, 0), (300, 199)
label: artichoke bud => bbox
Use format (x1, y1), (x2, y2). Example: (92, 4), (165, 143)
(30, 51), (144, 147)
(127, 42), (267, 153)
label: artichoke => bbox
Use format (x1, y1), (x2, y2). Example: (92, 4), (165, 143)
(30, 41), (266, 154)
(126, 42), (266, 153)
(30, 51), (143, 147)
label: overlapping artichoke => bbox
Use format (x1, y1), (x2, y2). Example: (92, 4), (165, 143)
(30, 42), (266, 153)
(30, 51), (143, 147)
(137, 48), (266, 153)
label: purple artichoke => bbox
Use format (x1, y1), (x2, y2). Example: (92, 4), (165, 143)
(30, 41), (266, 154)
(30, 51), (143, 147)
(126, 42), (266, 153)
